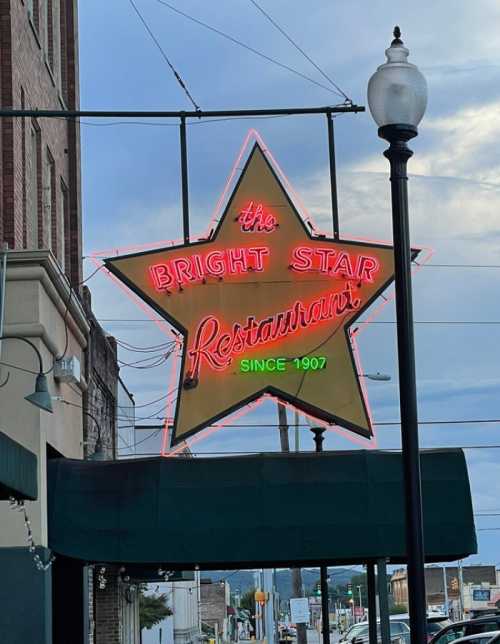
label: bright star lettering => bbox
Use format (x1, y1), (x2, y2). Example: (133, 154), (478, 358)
(149, 246), (270, 291)
(105, 137), (402, 446)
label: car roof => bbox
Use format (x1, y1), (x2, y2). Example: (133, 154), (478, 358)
(451, 631), (500, 644)
(448, 616), (500, 628)
(390, 613), (448, 621)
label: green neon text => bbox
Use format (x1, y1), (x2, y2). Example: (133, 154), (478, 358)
(239, 356), (327, 373)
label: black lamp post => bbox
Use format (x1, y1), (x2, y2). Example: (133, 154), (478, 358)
(311, 427), (330, 644)
(368, 27), (428, 644)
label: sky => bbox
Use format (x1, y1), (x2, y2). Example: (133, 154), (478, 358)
(77, 1), (500, 566)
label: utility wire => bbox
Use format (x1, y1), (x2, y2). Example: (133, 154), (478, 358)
(154, 0), (344, 98)
(125, 420), (500, 429)
(73, 114), (291, 128)
(97, 318), (500, 326)
(248, 0), (350, 101)
(128, 0), (200, 111)
(131, 445), (500, 455)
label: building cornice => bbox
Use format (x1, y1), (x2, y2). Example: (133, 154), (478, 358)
(4, 250), (90, 349)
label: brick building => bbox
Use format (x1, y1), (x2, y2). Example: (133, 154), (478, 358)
(0, 2), (127, 643)
(201, 580), (231, 643)
(0, 0), (81, 285)
(390, 565), (497, 611)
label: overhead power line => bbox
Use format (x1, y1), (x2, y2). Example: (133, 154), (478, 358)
(128, 0), (200, 111)
(248, 0), (350, 101)
(154, 0), (344, 98)
(97, 318), (500, 326)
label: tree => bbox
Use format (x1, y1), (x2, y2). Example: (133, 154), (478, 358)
(390, 604), (408, 615)
(350, 574), (368, 607)
(240, 588), (256, 634)
(240, 588), (256, 612)
(139, 589), (172, 630)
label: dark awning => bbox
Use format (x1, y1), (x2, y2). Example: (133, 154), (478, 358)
(0, 431), (37, 500)
(47, 449), (476, 568)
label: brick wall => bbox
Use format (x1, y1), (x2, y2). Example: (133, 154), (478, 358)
(200, 584), (227, 634)
(0, 0), (82, 286)
(82, 286), (119, 459)
(95, 566), (122, 644)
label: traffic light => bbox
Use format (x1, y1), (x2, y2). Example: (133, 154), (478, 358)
(314, 583), (322, 597)
(450, 578), (459, 592)
(347, 583), (353, 597)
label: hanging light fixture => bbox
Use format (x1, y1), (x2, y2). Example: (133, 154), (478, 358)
(0, 335), (53, 413)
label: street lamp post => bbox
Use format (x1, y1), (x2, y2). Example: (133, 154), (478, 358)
(310, 427), (330, 644)
(368, 27), (428, 644)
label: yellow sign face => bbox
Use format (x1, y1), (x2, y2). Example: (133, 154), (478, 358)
(105, 142), (396, 446)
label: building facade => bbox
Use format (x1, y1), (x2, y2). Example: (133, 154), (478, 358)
(0, 249), (89, 643)
(0, 0), (81, 285)
(390, 565), (497, 613)
(201, 580), (231, 643)
(0, 2), (125, 642)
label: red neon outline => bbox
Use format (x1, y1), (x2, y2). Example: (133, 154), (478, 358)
(288, 246), (381, 282)
(149, 245), (272, 292)
(92, 130), (431, 456)
(239, 202), (278, 233)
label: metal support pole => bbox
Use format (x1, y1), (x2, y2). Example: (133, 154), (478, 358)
(0, 105), (365, 119)
(377, 559), (390, 644)
(0, 245), (7, 370)
(277, 403), (306, 644)
(311, 427), (330, 644)
(326, 111), (340, 239)
(263, 569), (276, 644)
(366, 563), (377, 644)
(458, 560), (464, 620)
(442, 567), (449, 617)
(179, 114), (190, 244)
(379, 123), (426, 644)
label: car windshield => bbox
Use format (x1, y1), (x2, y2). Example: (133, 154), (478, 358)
(434, 622), (500, 644)
(344, 624), (368, 641)
(428, 621), (451, 635)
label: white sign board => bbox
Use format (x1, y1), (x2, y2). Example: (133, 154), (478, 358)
(289, 597), (310, 624)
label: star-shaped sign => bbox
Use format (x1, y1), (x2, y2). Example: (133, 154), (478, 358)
(105, 141), (397, 446)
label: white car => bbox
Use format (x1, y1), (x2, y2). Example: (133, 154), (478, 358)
(449, 631), (500, 644)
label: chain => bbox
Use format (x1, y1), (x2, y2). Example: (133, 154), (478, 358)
(8, 497), (56, 571)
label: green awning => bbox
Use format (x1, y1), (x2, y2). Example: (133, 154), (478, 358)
(47, 449), (476, 568)
(0, 431), (37, 500)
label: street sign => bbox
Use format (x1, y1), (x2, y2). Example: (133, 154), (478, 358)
(105, 134), (398, 447)
(290, 598), (310, 624)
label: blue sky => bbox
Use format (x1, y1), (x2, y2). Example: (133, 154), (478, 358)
(78, 1), (500, 565)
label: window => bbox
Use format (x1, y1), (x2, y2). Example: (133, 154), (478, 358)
(44, 150), (55, 251)
(26, 0), (40, 32)
(45, 0), (55, 70)
(60, 180), (69, 275)
(28, 124), (40, 247)
(59, 0), (68, 101)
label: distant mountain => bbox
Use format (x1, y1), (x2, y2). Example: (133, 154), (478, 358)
(201, 568), (357, 601)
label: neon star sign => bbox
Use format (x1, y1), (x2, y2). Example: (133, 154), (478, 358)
(105, 138), (401, 446)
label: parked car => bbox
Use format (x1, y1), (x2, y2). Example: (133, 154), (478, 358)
(391, 613), (451, 641)
(430, 615), (500, 644)
(447, 631), (500, 644)
(339, 620), (410, 644)
(340, 614), (451, 644)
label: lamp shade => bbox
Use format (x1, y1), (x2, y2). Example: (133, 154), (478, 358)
(88, 436), (107, 461)
(367, 27), (427, 128)
(25, 373), (53, 413)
